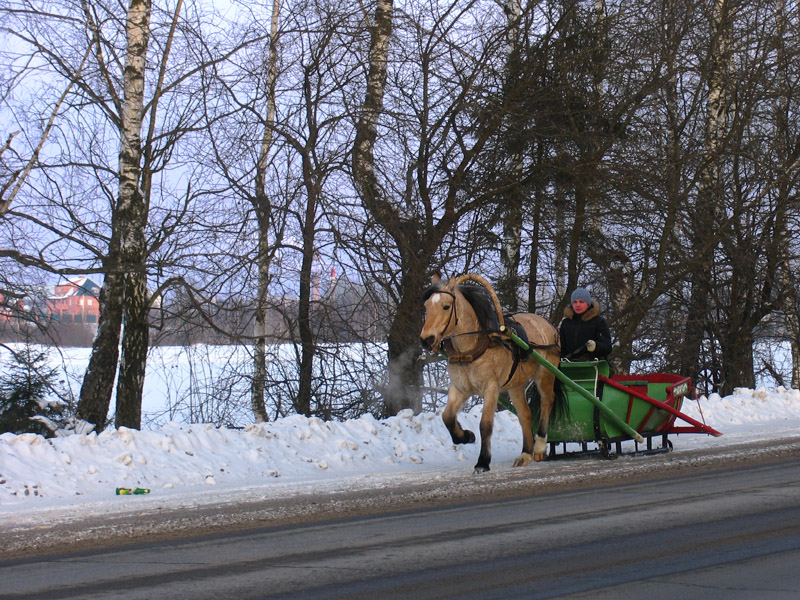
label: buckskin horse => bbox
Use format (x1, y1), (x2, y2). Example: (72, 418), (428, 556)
(420, 273), (564, 472)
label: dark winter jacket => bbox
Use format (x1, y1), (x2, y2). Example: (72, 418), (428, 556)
(559, 301), (612, 361)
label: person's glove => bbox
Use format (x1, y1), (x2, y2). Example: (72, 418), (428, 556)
(586, 340), (596, 352)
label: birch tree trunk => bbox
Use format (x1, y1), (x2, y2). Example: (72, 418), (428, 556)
(251, 0), (282, 423)
(353, 0), (393, 217)
(76, 270), (123, 430)
(113, 0), (152, 429)
(526, 162), (543, 313)
(552, 184), (569, 320)
(76, 0), (152, 431)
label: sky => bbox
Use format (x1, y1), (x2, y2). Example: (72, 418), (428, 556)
(3, 385), (800, 536)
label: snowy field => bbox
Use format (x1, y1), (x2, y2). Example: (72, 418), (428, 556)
(2, 344), (800, 533)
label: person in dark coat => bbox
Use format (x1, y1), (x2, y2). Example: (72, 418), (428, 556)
(559, 287), (612, 361)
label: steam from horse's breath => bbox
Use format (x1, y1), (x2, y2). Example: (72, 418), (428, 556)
(383, 347), (423, 413)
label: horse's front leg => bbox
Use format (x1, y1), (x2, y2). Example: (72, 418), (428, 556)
(474, 385), (500, 473)
(442, 386), (475, 445)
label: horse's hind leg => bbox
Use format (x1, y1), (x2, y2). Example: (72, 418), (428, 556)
(508, 387), (534, 467)
(442, 387), (475, 445)
(533, 369), (557, 461)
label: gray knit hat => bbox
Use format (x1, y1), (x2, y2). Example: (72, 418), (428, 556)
(570, 287), (592, 304)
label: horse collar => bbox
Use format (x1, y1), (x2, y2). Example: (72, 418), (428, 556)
(442, 333), (503, 364)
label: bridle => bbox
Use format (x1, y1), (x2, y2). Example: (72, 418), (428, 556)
(433, 289), (458, 343)
(430, 286), (503, 364)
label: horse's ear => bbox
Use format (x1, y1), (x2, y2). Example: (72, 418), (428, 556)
(431, 271), (442, 285)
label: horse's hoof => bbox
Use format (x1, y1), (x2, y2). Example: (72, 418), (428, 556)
(473, 464), (490, 474)
(513, 452), (533, 467)
(463, 430), (476, 444)
(533, 452), (547, 462)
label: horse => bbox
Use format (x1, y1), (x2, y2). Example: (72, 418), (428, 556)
(420, 273), (565, 472)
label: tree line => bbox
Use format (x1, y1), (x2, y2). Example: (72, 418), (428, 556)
(1, 0), (798, 431)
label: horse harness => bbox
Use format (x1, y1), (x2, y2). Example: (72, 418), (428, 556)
(440, 309), (560, 386)
(441, 330), (505, 364)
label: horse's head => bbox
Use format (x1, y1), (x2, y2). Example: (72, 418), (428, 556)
(420, 276), (458, 352)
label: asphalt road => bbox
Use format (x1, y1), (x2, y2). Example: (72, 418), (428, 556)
(2, 452), (800, 600)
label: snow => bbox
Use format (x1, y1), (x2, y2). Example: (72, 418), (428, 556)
(3, 384), (800, 532)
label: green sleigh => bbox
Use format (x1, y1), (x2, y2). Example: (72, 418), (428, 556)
(500, 328), (721, 457)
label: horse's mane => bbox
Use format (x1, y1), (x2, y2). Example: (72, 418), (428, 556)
(421, 282), (443, 303)
(422, 281), (499, 332)
(457, 283), (500, 331)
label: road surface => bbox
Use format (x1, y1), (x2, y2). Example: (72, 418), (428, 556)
(2, 451), (799, 599)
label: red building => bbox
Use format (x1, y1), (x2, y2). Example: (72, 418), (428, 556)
(47, 277), (101, 324)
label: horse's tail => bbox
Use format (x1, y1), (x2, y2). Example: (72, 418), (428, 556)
(527, 377), (571, 422)
(552, 378), (570, 421)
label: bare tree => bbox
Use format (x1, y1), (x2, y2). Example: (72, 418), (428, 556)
(676, 0), (733, 386)
(710, 0), (800, 393)
(774, 0), (800, 388)
(2, 0), (247, 429)
(108, 0), (154, 429)
(201, 0), (370, 418)
(4, 0), (800, 428)
(251, 0), (283, 422)
(352, 0), (518, 415)
(495, 0), (524, 312)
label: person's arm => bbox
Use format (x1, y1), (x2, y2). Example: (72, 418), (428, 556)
(592, 317), (613, 357)
(558, 318), (575, 357)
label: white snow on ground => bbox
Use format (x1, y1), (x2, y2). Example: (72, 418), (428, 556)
(2, 385), (800, 528)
